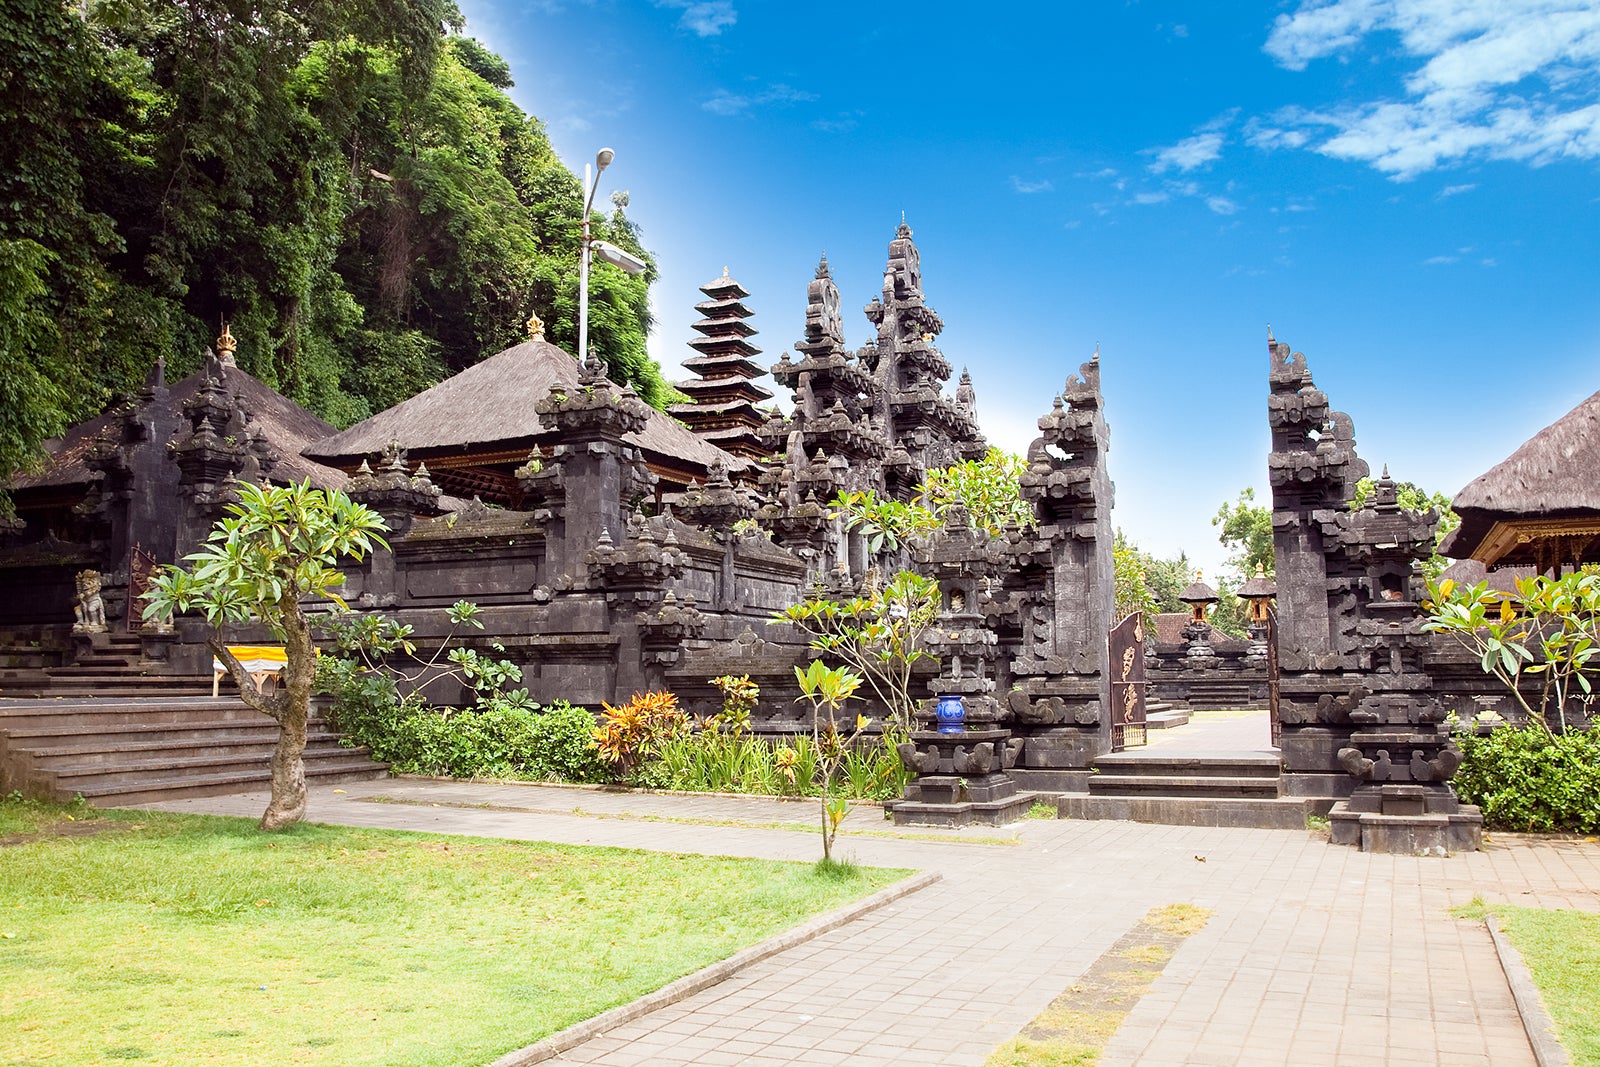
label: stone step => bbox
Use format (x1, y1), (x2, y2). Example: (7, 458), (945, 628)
(15, 727), (344, 764)
(1093, 753), (1281, 778)
(0, 698), (284, 731)
(57, 758), (389, 807)
(36, 745), (373, 792)
(1146, 708), (1191, 729)
(0, 675), (217, 698)
(1088, 774), (1281, 798)
(1058, 793), (1319, 830)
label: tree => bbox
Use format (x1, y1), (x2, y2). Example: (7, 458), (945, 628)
(831, 448), (1034, 559)
(793, 659), (866, 864)
(1112, 530), (1191, 619)
(774, 570), (940, 733)
(1212, 488), (1273, 581)
(1423, 572), (1600, 733)
(143, 481), (388, 830)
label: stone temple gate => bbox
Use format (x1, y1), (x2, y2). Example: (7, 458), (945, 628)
(0, 223), (1480, 850)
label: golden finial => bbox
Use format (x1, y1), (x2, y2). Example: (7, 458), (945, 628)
(526, 309), (545, 341)
(722, 265), (729, 277)
(215, 322), (237, 366)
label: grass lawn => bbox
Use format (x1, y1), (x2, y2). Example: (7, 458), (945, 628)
(0, 799), (910, 1067)
(1494, 905), (1600, 1066)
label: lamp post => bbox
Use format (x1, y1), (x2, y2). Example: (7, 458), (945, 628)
(577, 146), (614, 367)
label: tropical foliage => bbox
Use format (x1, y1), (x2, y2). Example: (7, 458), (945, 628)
(830, 448), (1033, 555)
(1453, 724), (1600, 832)
(1424, 572), (1600, 732)
(774, 570), (941, 732)
(2, 0), (666, 510)
(143, 481), (387, 829)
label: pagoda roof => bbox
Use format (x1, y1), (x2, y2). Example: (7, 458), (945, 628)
(670, 398), (767, 421)
(304, 338), (750, 474)
(9, 363), (347, 493)
(699, 274), (750, 300)
(687, 336), (761, 358)
(1440, 388), (1600, 562)
(693, 296), (754, 318)
(692, 317), (758, 338)
(681, 353), (768, 379)
(673, 378), (774, 404)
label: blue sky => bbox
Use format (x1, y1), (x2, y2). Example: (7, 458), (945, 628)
(457, 0), (1600, 577)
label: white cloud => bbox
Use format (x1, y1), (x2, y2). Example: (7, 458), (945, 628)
(1261, 1), (1600, 177)
(702, 83), (817, 116)
(1424, 254), (1460, 264)
(1151, 131), (1225, 172)
(1132, 191), (1170, 205)
(1206, 196), (1240, 215)
(1011, 176), (1054, 194)
(1438, 182), (1477, 196)
(656, 0), (737, 37)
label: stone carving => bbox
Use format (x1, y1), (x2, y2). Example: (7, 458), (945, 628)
(73, 570), (107, 633)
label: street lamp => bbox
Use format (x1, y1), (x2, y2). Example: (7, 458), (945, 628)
(577, 147), (647, 369)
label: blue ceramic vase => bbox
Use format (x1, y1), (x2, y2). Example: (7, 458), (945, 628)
(935, 693), (966, 734)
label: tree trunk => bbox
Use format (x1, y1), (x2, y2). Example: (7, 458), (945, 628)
(259, 597), (316, 831)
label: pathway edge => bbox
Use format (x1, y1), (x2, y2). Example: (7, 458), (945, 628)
(485, 869), (942, 1067)
(1487, 914), (1574, 1067)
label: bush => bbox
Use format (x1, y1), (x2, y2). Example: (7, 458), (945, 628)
(321, 654), (608, 783)
(1453, 725), (1600, 833)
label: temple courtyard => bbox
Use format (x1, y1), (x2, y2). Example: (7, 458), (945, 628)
(130, 716), (1599, 1067)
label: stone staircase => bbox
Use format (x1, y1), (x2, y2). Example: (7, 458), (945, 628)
(0, 695), (388, 806)
(1057, 752), (1321, 829)
(1177, 678), (1262, 710)
(0, 632), (215, 698)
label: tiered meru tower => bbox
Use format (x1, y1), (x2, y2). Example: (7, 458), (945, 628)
(670, 270), (774, 464)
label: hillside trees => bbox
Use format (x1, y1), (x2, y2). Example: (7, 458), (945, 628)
(2, 0), (667, 501)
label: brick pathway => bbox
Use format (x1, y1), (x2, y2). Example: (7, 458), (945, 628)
(137, 780), (1600, 1066)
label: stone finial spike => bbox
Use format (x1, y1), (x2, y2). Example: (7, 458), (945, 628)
(1093, 342), (1100, 362)
(1267, 323), (1275, 343)
(896, 213), (912, 239)
(815, 253), (830, 280)
(215, 323), (238, 367)
(1381, 464), (1390, 479)
(526, 309), (545, 340)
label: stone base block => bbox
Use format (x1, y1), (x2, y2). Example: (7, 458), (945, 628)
(886, 791), (1039, 829)
(1328, 802), (1482, 854)
(1058, 793), (1318, 830)
(1010, 768), (1090, 793)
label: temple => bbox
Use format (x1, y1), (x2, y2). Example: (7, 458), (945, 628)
(0, 222), (1494, 850)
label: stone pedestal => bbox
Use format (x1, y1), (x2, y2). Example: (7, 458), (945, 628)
(887, 727), (1037, 827)
(1328, 726), (1483, 853)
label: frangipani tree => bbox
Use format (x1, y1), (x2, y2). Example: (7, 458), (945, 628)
(144, 481), (388, 830)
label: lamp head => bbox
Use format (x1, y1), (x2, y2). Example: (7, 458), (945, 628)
(595, 147), (615, 171)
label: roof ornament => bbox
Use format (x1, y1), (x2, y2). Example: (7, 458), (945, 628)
(723, 265), (729, 277)
(215, 323), (238, 368)
(815, 253), (830, 280)
(1267, 323), (1275, 343)
(526, 309), (545, 341)
(1093, 342), (1100, 363)
(896, 213), (912, 239)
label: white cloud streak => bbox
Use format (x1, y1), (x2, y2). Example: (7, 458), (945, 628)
(1011, 176), (1055, 194)
(656, 0), (737, 37)
(702, 83), (817, 116)
(1260, 0), (1600, 177)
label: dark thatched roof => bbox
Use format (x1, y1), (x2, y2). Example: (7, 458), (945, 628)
(303, 338), (750, 475)
(9, 364), (346, 493)
(1440, 388), (1600, 559)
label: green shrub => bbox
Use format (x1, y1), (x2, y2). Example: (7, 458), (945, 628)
(1453, 726), (1600, 833)
(321, 653), (607, 783)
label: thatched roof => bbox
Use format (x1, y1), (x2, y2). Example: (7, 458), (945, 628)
(9, 364), (346, 493)
(1440, 388), (1600, 559)
(304, 338), (749, 475)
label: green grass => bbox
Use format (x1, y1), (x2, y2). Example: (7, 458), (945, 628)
(0, 803), (910, 1067)
(1492, 906), (1600, 1065)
